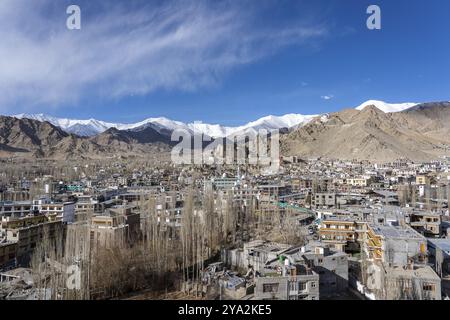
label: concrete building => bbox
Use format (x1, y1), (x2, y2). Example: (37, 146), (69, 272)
(347, 177), (372, 187)
(0, 241), (17, 270)
(312, 193), (337, 209)
(319, 217), (365, 252)
(407, 212), (442, 238)
(33, 197), (75, 223)
(428, 239), (450, 298)
(365, 224), (427, 266)
(416, 175), (431, 185)
(90, 205), (140, 250)
(0, 201), (34, 218)
(254, 259), (319, 300)
(1, 215), (64, 266)
(382, 264), (442, 300)
(301, 245), (349, 298)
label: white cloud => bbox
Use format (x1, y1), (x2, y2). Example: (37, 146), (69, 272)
(0, 0), (327, 111)
(321, 95), (334, 100)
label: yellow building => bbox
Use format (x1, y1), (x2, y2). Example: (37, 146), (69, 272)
(416, 175), (430, 185)
(319, 218), (365, 252)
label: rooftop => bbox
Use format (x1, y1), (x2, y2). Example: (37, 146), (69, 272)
(428, 239), (450, 253)
(370, 224), (424, 240)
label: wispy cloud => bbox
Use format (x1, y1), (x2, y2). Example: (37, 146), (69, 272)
(321, 95), (334, 100)
(0, 0), (327, 111)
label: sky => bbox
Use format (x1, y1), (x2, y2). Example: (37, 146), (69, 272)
(1, 0), (450, 125)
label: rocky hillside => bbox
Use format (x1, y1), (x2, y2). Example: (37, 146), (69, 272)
(281, 102), (450, 162)
(2, 102), (450, 162)
(0, 116), (171, 159)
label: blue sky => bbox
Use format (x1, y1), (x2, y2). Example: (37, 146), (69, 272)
(1, 0), (450, 125)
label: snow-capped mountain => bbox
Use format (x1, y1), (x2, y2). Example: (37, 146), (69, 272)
(13, 113), (124, 137)
(355, 100), (418, 113)
(13, 113), (318, 138)
(12, 100), (420, 138)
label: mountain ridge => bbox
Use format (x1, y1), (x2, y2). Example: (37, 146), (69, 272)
(4, 100), (450, 162)
(12, 99), (423, 138)
(281, 102), (450, 162)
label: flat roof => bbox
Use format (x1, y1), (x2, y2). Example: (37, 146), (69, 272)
(370, 224), (424, 240)
(428, 239), (450, 253)
(387, 265), (440, 280)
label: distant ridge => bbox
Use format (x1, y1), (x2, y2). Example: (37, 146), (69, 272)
(4, 100), (450, 162)
(12, 100), (421, 138)
(281, 101), (450, 162)
(13, 113), (318, 138)
(355, 100), (418, 113)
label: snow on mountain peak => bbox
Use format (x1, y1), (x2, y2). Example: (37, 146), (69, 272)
(355, 100), (418, 113)
(12, 100), (419, 138)
(12, 113), (318, 138)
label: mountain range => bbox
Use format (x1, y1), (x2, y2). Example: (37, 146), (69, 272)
(281, 102), (450, 162)
(2, 100), (450, 162)
(12, 113), (318, 138)
(12, 100), (418, 138)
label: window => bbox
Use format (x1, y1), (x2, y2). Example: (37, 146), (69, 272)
(263, 283), (279, 293)
(289, 281), (297, 291)
(423, 283), (435, 292)
(298, 282), (307, 291)
(310, 282), (317, 288)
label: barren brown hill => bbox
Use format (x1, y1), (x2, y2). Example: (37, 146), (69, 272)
(281, 103), (450, 162)
(0, 116), (171, 160)
(2, 102), (450, 162)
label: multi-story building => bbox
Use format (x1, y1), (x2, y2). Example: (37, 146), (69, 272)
(0, 241), (17, 270)
(301, 245), (349, 298)
(319, 217), (365, 252)
(90, 205), (140, 250)
(407, 212), (441, 238)
(33, 197), (75, 223)
(2, 215), (64, 265)
(365, 224), (427, 266)
(428, 239), (450, 298)
(416, 175), (430, 185)
(312, 192), (337, 209)
(381, 264), (442, 300)
(254, 268), (319, 300)
(0, 201), (34, 218)
(347, 177), (372, 188)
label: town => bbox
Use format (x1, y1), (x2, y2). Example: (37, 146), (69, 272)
(0, 155), (449, 300)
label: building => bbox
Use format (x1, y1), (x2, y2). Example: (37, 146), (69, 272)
(407, 212), (442, 238)
(2, 215), (64, 266)
(319, 217), (364, 252)
(90, 205), (140, 250)
(365, 224), (427, 266)
(416, 175), (430, 185)
(347, 177), (372, 188)
(0, 241), (17, 270)
(33, 197), (75, 223)
(254, 259), (319, 300)
(312, 193), (337, 209)
(382, 264), (442, 300)
(0, 201), (34, 218)
(301, 245), (349, 298)
(428, 239), (450, 298)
